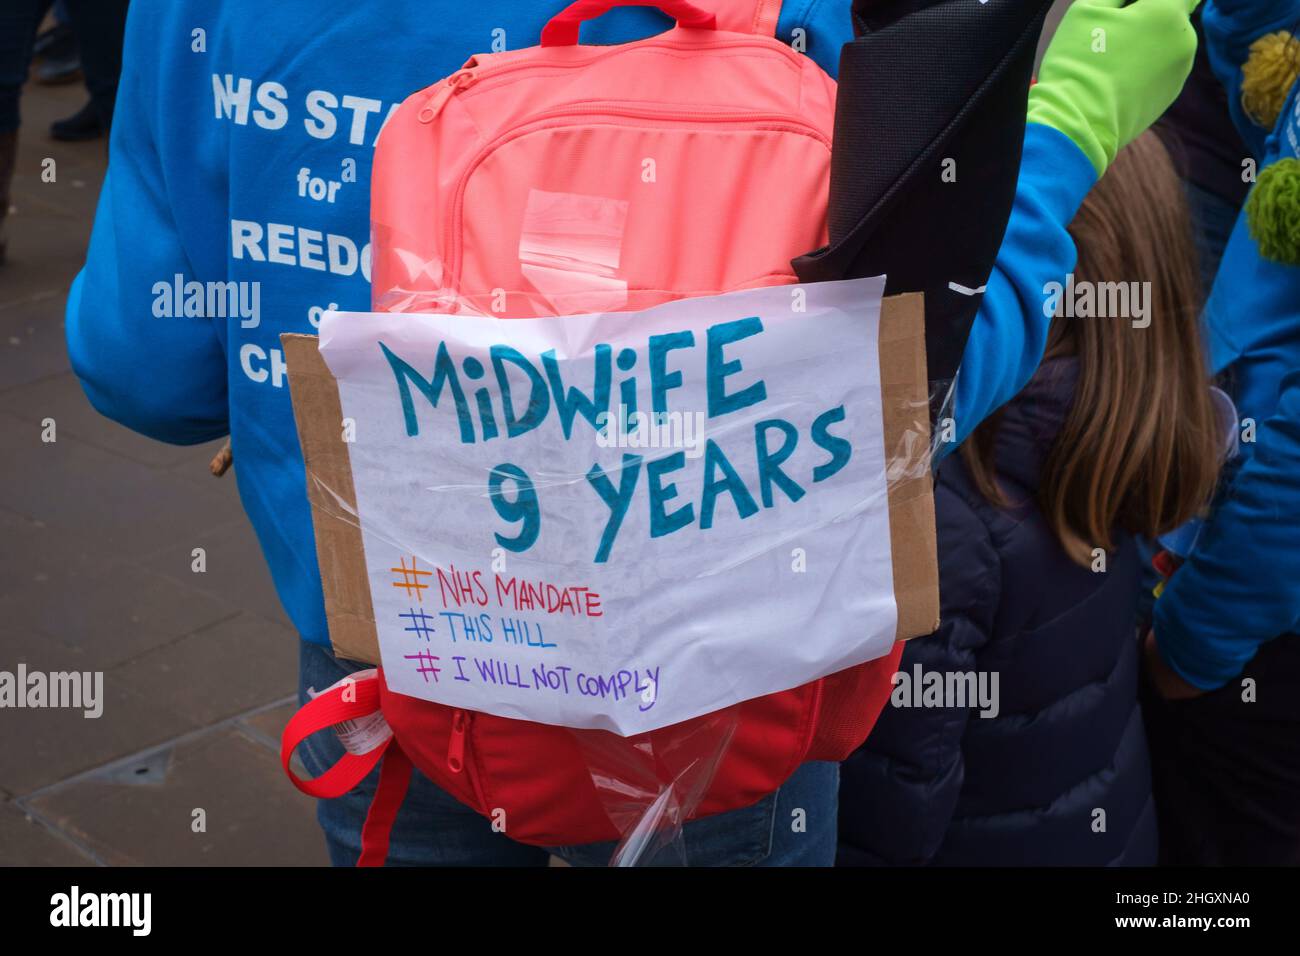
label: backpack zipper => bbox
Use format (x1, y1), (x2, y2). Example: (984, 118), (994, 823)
(446, 708), (490, 809)
(418, 65), (480, 123)
(416, 34), (806, 124)
(447, 707), (470, 772)
(444, 103), (830, 296)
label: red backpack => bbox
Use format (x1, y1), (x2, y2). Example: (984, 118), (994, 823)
(283, 0), (914, 864)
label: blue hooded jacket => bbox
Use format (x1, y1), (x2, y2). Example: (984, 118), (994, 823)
(1152, 0), (1300, 689)
(66, 0), (1094, 648)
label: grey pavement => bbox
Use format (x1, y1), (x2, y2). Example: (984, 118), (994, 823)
(1, 79), (326, 866)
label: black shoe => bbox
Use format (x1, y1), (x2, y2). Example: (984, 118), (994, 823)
(50, 102), (103, 142)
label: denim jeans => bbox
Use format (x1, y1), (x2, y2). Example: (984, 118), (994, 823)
(297, 641), (839, 866)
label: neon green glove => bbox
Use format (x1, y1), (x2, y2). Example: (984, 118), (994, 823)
(1027, 0), (1201, 177)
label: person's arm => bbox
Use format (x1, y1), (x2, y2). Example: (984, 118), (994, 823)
(65, 5), (228, 445)
(946, 0), (1202, 445)
(1153, 369), (1300, 689)
(838, 483), (998, 865)
(1201, 0), (1300, 153)
(950, 123), (1094, 443)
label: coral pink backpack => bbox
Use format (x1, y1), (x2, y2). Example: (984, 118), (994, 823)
(283, 0), (905, 863)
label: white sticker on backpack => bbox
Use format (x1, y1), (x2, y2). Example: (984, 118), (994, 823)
(307, 669), (393, 755)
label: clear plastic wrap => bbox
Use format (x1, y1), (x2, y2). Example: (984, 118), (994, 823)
(286, 244), (942, 866)
(276, 91), (946, 858)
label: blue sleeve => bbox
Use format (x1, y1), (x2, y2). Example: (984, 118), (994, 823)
(65, 7), (229, 446)
(777, 0), (849, 77)
(947, 123), (1096, 447)
(1202, 0), (1300, 155)
(776, 6), (1095, 449)
(838, 481), (998, 865)
(1154, 369), (1300, 689)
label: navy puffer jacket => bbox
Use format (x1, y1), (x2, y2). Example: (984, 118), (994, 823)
(838, 359), (1158, 866)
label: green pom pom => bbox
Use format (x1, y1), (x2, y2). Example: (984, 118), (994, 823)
(1246, 158), (1300, 265)
(1241, 31), (1300, 129)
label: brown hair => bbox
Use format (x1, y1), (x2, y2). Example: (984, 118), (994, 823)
(961, 130), (1222, 565)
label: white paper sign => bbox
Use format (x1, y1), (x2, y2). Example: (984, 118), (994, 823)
(319, 276), (896, 735)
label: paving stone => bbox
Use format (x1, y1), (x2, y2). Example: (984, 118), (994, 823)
(0, 372), (226, 470)
(0, 628), (202, 795)
(111, 612), (298, 728)
(0, 97), (101, 384)
(0, 800), (95, 866)
(238, 701), (310, 778)
(0, 557), (238, 671)
(0, 610), (299, 797)
(0, 507), (117, 603)
(0, 296), (73, 392)
(0, 415), (245, 563)
(1, 82), (103, 313)
(141, 519), (292, 631)
(26, 727), (329, 866)
(9, 144), (102, 224)
(237, 701), (297, 751)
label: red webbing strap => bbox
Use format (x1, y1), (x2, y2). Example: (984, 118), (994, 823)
(358, 742), (414, 867)
(710, 0), (781, 37)
(282, 674), (413, 867)
(753, 0), (780, 37)
(541, 0), (717, 47)
(281, 675), (387, 798)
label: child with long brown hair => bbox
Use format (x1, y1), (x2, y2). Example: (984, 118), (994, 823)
(837, 130), (1223, 866)
(964, 131), (1222, 563)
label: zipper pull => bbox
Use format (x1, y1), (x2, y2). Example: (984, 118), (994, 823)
(418, 61), (479, 123)
(447, 708), (469, 773)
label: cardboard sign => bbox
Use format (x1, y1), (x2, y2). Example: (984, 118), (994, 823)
(284, 280), (938, 735)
